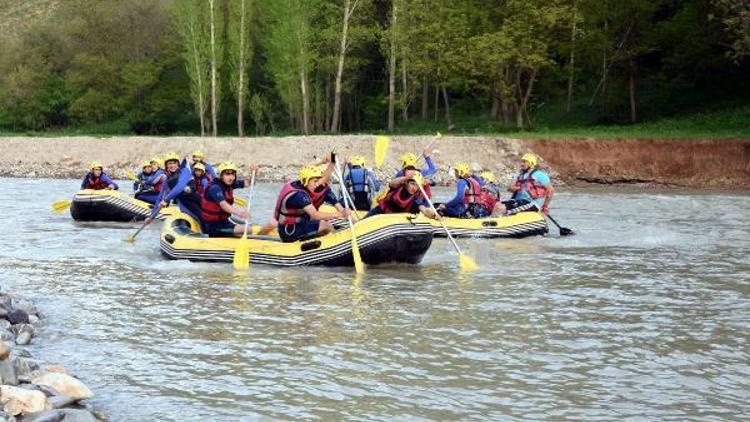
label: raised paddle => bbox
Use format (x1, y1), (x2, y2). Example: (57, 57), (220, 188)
(123, 189), (168, 243)
(52, 199), (72, 213)
(334, 156), (365, 274)
(124, 170), (139, 182)
(233, 170), (256, 271)
(374, 136), (390, 169)
(546, 214), (575, 236)
(415, 181), (479, 272)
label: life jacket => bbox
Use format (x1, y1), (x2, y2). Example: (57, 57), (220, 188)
(194, 175), (208, 197)
(345, 167), (369, 194)
(274, 181), (328, 225)
(478, 183), (500, 212)
(200, 181), (234, 222)
(517, 169), (548, 199)
(84, 173), (109, 190)
(461, 177), (482, 205)
(147, 169), (165, 193)
(379, 184), (423, 213)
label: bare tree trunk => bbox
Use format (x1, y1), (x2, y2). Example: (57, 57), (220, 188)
(433, 85), (439, 122)
(209, 0), (218, 137)
(516, 68), (538, 129)
(237, 0), (246, 137)
(421, 78), (429, 119)
(324, 77), (331, 131)
(387, 2), (397, 130)
(629, 60), (637, 123)
(330, 0), (360, 133)
(566, 5), (577, 113)
(401, 56), (409, 122)
(300, 63), (310, 135)
(189, 22), (206, 136)
(490, 82), (499, 119)
(441, 86), (453, 127)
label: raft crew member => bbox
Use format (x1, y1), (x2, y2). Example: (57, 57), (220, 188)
(136, 157), (166, 205)
(366, 172), (437, 219)
(474, 171), (505, 217)
(192, 162), (210, 197)
(506, 153), (555, 215)
(341, 155), (381, 211)
(191, 149), (217, 179)
(200, 161), (257, 237)
(436, 162), (481, 218)
(133, 160), (154, 192)
(274, 158), (351, 243)
(394, 148), (437, 179)
(153, 152), (203, 223)
(81, 161), (119, 191)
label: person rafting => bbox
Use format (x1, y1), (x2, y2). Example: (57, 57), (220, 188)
(473, 171), (505, 217)
(506, 153), (555, 215)
(191, 149), (217, 179)
(340, 155), (381, 211)
(199, 161), (258, 237)
(394, 148), (437, 179)
(192, 162), (210, 197)
(153, 152), (203, 223)
(366, 172), (437, 219)
(274, 157), (351, 243)
(136, 157), (166, 205)
(81, 161), (119, 191)
(133, 160), (154, 191)
(435, 162), (481, 218)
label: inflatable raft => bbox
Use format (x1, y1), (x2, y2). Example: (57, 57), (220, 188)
(69, 189), (247, 222)
(320, 205), (548, 239)
(160, 212), (435, 267)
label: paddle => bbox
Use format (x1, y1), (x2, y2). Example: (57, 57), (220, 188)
(334, 157), (365, 274)
(123, 188), (168, 243)
(415, 131), (442, 165)
(124, 170), (139, 182)
(374, 136), (391, 169)
(415, 182), (479, 272)
(233, 170), (256, 271)
(546, 214), (575, 236)
(52, 199), (72, 213)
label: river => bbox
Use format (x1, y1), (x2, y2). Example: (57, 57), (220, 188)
(1, 178), (749, 420)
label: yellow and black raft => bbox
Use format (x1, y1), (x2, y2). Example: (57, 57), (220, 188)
(428, 211), (548, 238)
(69, 189), (179, 222)
(160, 212), (435, 267)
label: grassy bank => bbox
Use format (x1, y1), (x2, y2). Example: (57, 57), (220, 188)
(2, 104), (748, 140)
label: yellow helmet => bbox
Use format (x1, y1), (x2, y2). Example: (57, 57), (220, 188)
(454, 162), (471, 178)
(480, 171), (497, 184)
(192, 149), (205, 159)
(217, 161), (238, 175)
(141, 160), (152, 169)
(163, 152), (180, 166)
(193, 162), (206, 172)
(349, 155), (366, 167)
(150, 156), (161, 168)
(407, 171), (425, 186)
(401, 153), (418, 168)
(299, 165), (324, 186)
(522, 153), (538, 168)
(90, 161), (103, 170)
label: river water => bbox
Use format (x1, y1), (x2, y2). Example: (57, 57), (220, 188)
(1, 178), (749, 421)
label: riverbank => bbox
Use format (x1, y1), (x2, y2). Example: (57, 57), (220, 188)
(0, 136), (748, 189)
(0, 290), (105, 421)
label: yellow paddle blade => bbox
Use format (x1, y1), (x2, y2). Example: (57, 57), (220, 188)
(459, 253), (479, 272)
(351, 233), (365, 274)
(435, 131), (443, 139)
(233, 237), (250, 270)
(122, 236), (137, 244)
(124, 170), (138, 181)
(52, 200), (72, 213)
(374, 136), (391, 169)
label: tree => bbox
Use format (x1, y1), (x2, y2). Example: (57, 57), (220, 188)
(174, 0), (210, 135)
(228, 0), (254, 137)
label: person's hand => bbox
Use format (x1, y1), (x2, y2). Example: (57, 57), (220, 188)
(145, 217), (153, 225)
(340, 208), (352, 219)
(106, 185), (114, 190)
(422, 148), (431, 158)
(438, 204), (446, 210)
(248, 164), (260, 173)
(159, 200), (168, 208)
(237, 210), (250, 220)
(541, 206), (550, 215)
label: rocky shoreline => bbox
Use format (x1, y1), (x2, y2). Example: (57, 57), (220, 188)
(0, 291), (105, 422)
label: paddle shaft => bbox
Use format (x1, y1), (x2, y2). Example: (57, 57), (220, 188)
(241, 171), (256, 237)
(129, 188), (168, 240)
(334, 158), (359, 228)
(415, 137), (440, 165)
(415, 183), (464, 255)
(546, 214), (573, 235)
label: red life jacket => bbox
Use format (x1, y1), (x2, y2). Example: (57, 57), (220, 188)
(461, 177), (482, 205)
(379, 185), (423, 213)
(151, 170), (165, 193)
(478, 183), (500, 212)
(273, 181), (327, 225)
(85, 174), (109, 190)
(200, 181), (234, 223)
(194, 175), (208, 197)
(517, 169), (548, 199)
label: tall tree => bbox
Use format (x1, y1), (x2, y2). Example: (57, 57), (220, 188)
(208, 0), (221, 136)
(329, 0), (361, 133)
(228, 0), (254, 137)
(174, 0), (209, 136)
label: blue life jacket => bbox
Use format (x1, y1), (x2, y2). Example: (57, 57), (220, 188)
(345, 167), (369, 194)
